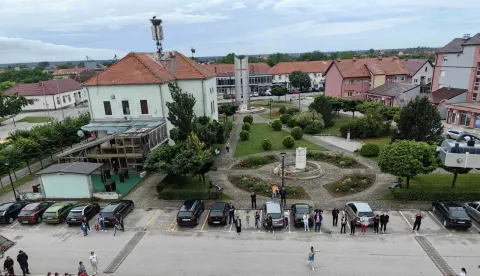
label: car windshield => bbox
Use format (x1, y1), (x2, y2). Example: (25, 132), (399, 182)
(0, 204), (12, 211)
(68, 211), (83, 218)
(210, 211), (224, 217)
(267, 204), (281, 219)
(44, 212), (56, 217)
(178, 211), (193, 217)
(358, 212), (374, 217)
(296, 206), (310, 214)
(19, 210), (34, 215)
(102, 212), (114, 218)
(451, 210), (468, 218)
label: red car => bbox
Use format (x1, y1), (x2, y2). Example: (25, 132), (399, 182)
(18, 202), (54, 224)
(291, 89), (300, 94)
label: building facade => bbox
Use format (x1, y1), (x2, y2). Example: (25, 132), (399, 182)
(53, 68), (86, 79)
(364, 83), (421, 107)
(269, 61), (330, 90)
(402, 59), (434, 86)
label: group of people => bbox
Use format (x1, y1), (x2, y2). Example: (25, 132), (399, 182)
(347, 212), (390, 236)
(79, 214), (124, 237)
(301, 209), (324, 232)
(269, 185), (287, 205)
(76, 252), (99, 276)
(3, 250), (29, 276)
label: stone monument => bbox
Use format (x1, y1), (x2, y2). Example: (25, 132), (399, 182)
(234, 55), (250, 109)
(296, 147), (307, 170)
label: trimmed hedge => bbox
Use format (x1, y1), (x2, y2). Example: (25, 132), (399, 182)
(291, 126), (304, 140)
(286, 107), (300, 115)
(243, 115), (253, 124)
(339, 117), (390, 139)
(283, 135), (295, 148)
(287, 118), (296, 128)
(279, 106), (287, 114)
(280, 114), (291, 124)
(272, 119), (283, 131)
(307, 151), (361, 168)
(242, 122), (251, 131)
(235, 154), (277, 168)
(261, 138), (273, 150)
(158, 189), (222, 200)
(304, 121), (323, 134)
(240, 130), (250, 141)
(391, 190), (480, 201)
(359, 143), (380, 157)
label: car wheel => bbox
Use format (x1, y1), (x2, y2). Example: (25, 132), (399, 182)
(37, 216), (42, 223)
(8, 217), (13, 224)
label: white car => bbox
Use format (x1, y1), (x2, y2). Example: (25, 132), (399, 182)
(265, 90), (272, 96)
(464, 202), (480, 222)
(445, 130), (467, 140)
(344, 201), (374, 225)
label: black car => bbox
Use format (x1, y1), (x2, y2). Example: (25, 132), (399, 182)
(66, 203), (101, 225)
(207, 202), (228, 225)
(0, 202), (27, 224)
(101, 200), (134, 226)
(432, 202), (472, 228)
(177, 199), (205, 226)
(291, 203), (314, 227)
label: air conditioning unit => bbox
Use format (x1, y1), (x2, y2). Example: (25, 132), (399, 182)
(124, 116), (131, 121)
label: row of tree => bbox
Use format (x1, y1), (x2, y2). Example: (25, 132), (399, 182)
(0, 67), (53, 84)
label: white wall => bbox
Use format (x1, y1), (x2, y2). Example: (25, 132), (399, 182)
(272, 73), (325, 88)
(412, 62), (434, 85)
(41, 174), (91, 199)
(23, 90), (80, 111)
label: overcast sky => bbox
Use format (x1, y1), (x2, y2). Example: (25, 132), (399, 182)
(1, 0), (479, 64)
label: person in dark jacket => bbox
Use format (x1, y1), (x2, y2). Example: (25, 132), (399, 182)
(279, 188), (286, 206)
(332, 208), (339, 226)
(350, 217), (357, 236)
(17, 250), (30, 275)
(228, 202), (235, 224)
(266, 214), (274, 233)
(413, 211), (423, 231)
(3, 256), (14, 276)
(235, 216), (242, 235)
(250, 192), (257, 209)
(373, 215), (380, 234)
(379, 212), (390, 233)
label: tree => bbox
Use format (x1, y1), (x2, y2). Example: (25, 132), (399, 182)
(329, 52), (339, 60)
(56, 63), (75, 69)
(217, 53), (235, 64)
(326, 97), (345, 115)
(397, 96), (443, 145)
(218, 104), (236, 122)
(342, 99), (363, 118)
(77, 62), (85, 68)
(271, 86), (288, 100)
(309, 96), (333, 127)
(38, 61), (50, 68)
(144, 143), (181, 174)
(0, 67), (52, 83)
(298, 51), (327, 61)
(358, 101), (400, 122)
(442, 166), (472, 188)
(378, 140), (437, 188)
(266, 53), (292, 67)
(102, 61), (115, 67)
(13, 138), (41, 174)
(165, 82), (196, 141)
(0, 81), (15, 93)
(289, 71), (311, 90)
(0, 94), (34, 125)
(0, 145), (23, 181)
(339, 51), (357, 59)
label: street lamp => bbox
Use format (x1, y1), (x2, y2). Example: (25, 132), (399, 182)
(298, 91), (301, 109)
(4, 161), (17, 199)
(269, 98), (272, 119)
(150, 16), (164, 61)
(280, 152), (286, 188)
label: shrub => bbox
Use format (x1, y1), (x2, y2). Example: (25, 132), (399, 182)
(272, 119), (282, 131)
(339, 116), (390, 139)
(158, 189), (222, 200)
(223, 121), (233, 141)
(261, 138), (273, 150)
(287, 118), (296, 128)
(242, 122), (251, 131)
(304, 121), (323, 134)
(243, 115), (253, 124)
(228, 175), (309, 199)
(292, 111), (324, 129)
(307, 151), (360, 168)
(359, 143), (380, 157)
(280, 114), (291, 124)
(391, 190), (480, 201)
(290, 127), (304, 140)
(239, 130), (250, 141)
(328, 175), (373, 193)
(282, 135), (295, 148)
(286, 107), (300, 115)
(236, 155), (277, 168)
(156, 181), (166, 194)
(337, 156), (358, 167)
(279, 106), (287, 114)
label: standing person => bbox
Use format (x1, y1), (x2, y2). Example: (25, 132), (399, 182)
(83, 215), (90, 231)
(267, 214), (274, 233)
(3, 256), (14, 276)
(314, 212), (322, 233)
(119, 216), (125, 232)
(255, 211), (260, 229)
(17, 250), (29, 276)
(245, 212), (250, 229)
(459, 268), (467, 276)
(284, 209), (290, 229)
(78, 261), (87, 276)
(380, 212), (389, 234)
(360, 215), (369, 235)
(350, 217), (357, 236)
(225, 141), (230, 153)
(340, 215), (347, 234)
(228, 202), (235, 225)
(373, 215), (380, 234)
(81, 222), (88, 236)
(250, 192), (257, 209)
(332, 208), (339, 226)
(307, 246), (320, 271)
(303, 213), (310, 231)
(97, 214), (105, 232)
(279, 187), (286, 206)
(89, 251), (99, 276)
(413, 211), (423, 231)
(271, 185), (278, 200)
(235, 216), (242, 235)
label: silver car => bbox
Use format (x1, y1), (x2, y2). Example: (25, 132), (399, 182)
(262, 201), (285, 228)
(344, 201), (374, 225)
(463, 202), (480, 222)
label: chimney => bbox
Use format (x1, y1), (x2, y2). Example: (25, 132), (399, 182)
(463, 34), (471, 40)
(378, 56), (383, 60)
(353, 56), (356, 61)
(214, 67), (217, 73)
(336, 58), (340, 62)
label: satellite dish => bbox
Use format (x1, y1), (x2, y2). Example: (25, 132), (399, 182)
(77, 130), (85, 138)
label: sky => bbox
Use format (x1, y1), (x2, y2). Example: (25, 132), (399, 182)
(0, 0), (479, 64)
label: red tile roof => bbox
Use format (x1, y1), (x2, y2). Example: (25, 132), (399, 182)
(326, 57), (409, 78)
(83, 51), (214, 86)
(54, 68), (86, 75)
(269, 61), (331, 75)
(430, 87), (468, 104)
(202, 63), (272, 77)
(4, 78), (82, 97)
(401, 59), (429, 76)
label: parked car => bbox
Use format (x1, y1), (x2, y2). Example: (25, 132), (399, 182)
(176, 199), (205, 226)
(291, 89), (300, 94)
(445, 130), (468, 140)
(207, 202), (229, 225)
(264, 90), (272, 96)
(291, 203), (314, 227)
(223, 94), (235, 100)
(252, 92), (259, 97)
(101, 200), (134, 226)
(0, 202), (28, 224)
(43, 202), (76, 224)
(262, 201), (285, 228)
(66, 203), (101, 225)
(344, 201), (374, 225)
(18, 202), (54, 224)
(432, 202), (471, 228)
(464, 202), (480, 222)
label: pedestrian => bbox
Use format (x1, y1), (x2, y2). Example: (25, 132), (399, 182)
(314, 212), (322, 233)
(235, 216), (242, 235)
(97, 214), (105, 232)
(284, 209), (290, 229)
(267, 214), (274, 233)
(350, 217), (357, 236)
(459, 268), (467, 276)
(360, 215), (369, 235)
(307, 246), (320, 271)
(340, 215), (347, 234)
(303, 213), (310, 231)
(380, 212), (389, 233)
(413, 211), (423, 231)
(89, 251), (99, 275)
(228, 202), (235, 225)
(81, 222), (88, 236)
(332, 207), (339, 226)
(78, 261), (87, 276)
(3, 256), (14, 276)
(225, 141), (230, 153)
(83, 215), (90, 231)
(17, 250), (29, 276)
(255, 211), (260, 229)
(271, 184), (278, 200)
(373, 215), (380, 234)
(279, 187), (286, 206)
(119, 216), (125, 232)
(250, 192), (257, 209)
(245, 211), (250, 229)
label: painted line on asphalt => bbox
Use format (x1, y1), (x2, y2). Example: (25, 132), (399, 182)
(103, 231), (145, 274)
(398, 211), (418, 235)
(471, 222), (480, 232)
(428, 211), (449, 232)
(166, 216), (177, 232)
(9, 222), (18, 229)
(143, 210), (158, 232)
(200, 211), (210, 232)
(414, 236), (456, 276)
(259, 209), (263, 232)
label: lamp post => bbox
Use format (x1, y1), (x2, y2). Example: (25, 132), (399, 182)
(269, 98), (272, 119)
(280, 152), (286, 188)
(150, 16), (164, 61)
(298, 90), (301, 109)
(4, 161), (17, 199)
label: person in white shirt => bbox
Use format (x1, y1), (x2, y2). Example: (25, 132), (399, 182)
(360, 215), (369, 235)
(284, 210), (290, 229)
(459, 267), (467, 276)
(89, 251), (99, 275)
(303, 213), (309, 231)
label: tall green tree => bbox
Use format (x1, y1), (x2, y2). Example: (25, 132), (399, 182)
(13, 138), (41, 174)
(165, 82), (196, 141)
(342, 99), (363, 118)
(56, 63), (75, 69)
(339, 51), (357, 59)
(397, 96), (443, 145)
(218, 104), (236, 122)
(442, 166), (472, 188)
(0, 81), (15, 93)
(309, 96), (334, 127)
(378, 140), (437, 188)
(217, 53), (235, 64)
(289, 71), (311, 89)
(0, 94), (34, 125)
(326, 97), (345, 114)
(0, 67), (52, 83)
(266, 53), (292, 67)
(271, 86), (288, 100)
(358, 101), (400, 122)
(298, 51), (327, 61)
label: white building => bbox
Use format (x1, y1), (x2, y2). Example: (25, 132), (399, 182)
(402, 59), (434, 86)
(3, 78), (86, 111)
(269, 61), (331, 90)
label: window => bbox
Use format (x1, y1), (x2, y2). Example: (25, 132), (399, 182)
(348, 79), (354, 84)
(414, 79), (418, 83)
(56, 97), (60, 105)
(443, 56), (448, 63)
(441, 70), (445, 77)
(427, 77), (431, 82)
(401, 76), (405, 81)
(103, 101), (112, 115)
(451, 112), (457, 124)
(347, 91), (353, 97)
(473, 93), (478, 101)
(67, 95), (71, 102)
(425, 66), (428, 72)
(122, 100), (130, 115)
(460, 112), (471, 126)
(62, 96), (66, 103)
(78, 92), (81, 99)
(277, 75), (280, 80)
(140, 100), (148, 114)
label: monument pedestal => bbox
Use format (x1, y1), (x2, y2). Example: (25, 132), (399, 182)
(296, 147), (307, 171)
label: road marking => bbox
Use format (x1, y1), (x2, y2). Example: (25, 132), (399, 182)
(166, 216), (177, 232)
(471, 222), (480, 232)
(259, 209), (263, 232)
(428, 211), (447, 230)
(398, 211), (418, 235)
(35, 223), (42, 229)
(62, 223), (68, 229)
(415, 236), (456, 276)
(143, 210), (158, 232)
(200, 211), (210, 232)
(9, 222), (18, 229)
(288, 212), (291, 233)
(103, 231), (145, 274)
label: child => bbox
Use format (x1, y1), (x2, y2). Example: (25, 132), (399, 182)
(235, 216), (242, 235)
(94, 223), (100, 232)
(255, 211), (260, 229)
(245, 211), (250, 229)
(81, 222), (88, 236)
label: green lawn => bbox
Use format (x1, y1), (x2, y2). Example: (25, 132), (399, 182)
(158, 175), (232, 200)
(217, 114), (235, 123)
(251, 100), (296, 109)
(234, 123), (325, 157)
(91, 173), (142, 197)
(318, 115), (352, 136)
(0, 172), (36, 197)
(17, 116), (55, 123)
(260, 109), (282, 120)
(0, 118), (8, 124)
(360, 134), (393, 161)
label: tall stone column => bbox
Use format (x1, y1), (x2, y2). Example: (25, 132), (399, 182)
(234, 57), (242, 106)
(234, 55), (250, 108)
(242, 56), (250, 109)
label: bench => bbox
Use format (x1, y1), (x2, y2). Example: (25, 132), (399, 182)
(210, 181), (223, 191)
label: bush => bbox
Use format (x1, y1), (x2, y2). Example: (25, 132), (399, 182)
(261, 139), (273, 150)
(291, 111), (324, 129)
(306, 151), (360, 168)
(286, 107), (300, 115)
(280, 114), (291, 124)
(243, 115), (253, 124)
(391, 190), (480, 201)
(328, 175), (374, 193)
(339, 116), (390, 139)
(272, 120), (282, 131)
(360, 143), (380, 157)
(337, 156), (358, 167)
(242, 122), (251, 131)
(304, 121), (323, 134)
(228, 175), (309, 199)
(239, 130), (250, 141)
(283, 135), (295, 148)
(236, 155), (276, 168)
(287, 118), (296, 128)
(223, 121), (233, 141)
(290, 127), (304, 140)
(279, 106), (287, 114)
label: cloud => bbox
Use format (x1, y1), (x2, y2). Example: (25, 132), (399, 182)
(227, 2), (246, 10)
(0, 37), (124, 63)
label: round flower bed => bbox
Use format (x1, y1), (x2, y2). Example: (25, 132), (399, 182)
(306, 151), (365, 168)
(228, 175), (310, 199)
(325, 174), (375, 198)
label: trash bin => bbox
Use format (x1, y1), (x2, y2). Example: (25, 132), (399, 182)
(32, 184), (41, 193)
